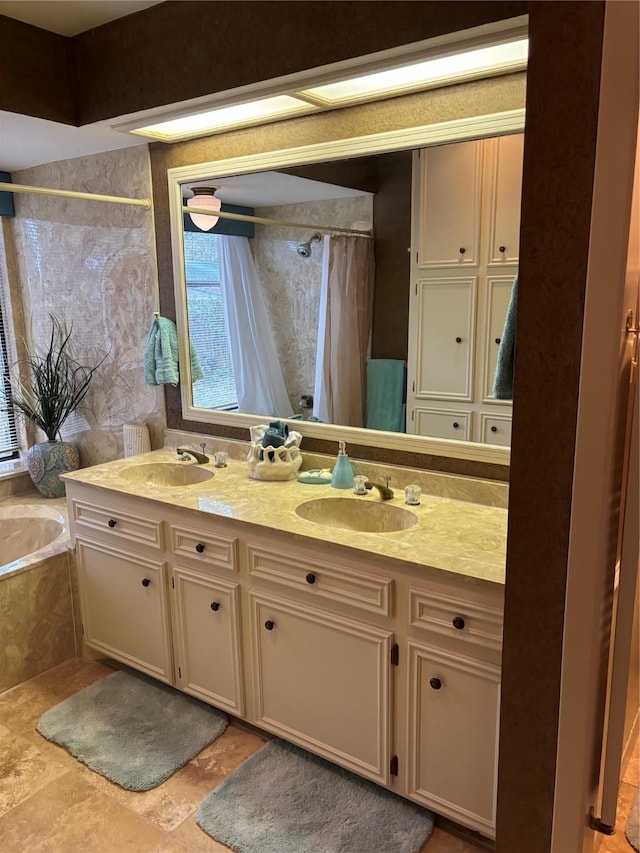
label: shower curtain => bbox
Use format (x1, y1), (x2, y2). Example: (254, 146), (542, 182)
(218, 235), (292, 417)
(313, 234), (374, 426)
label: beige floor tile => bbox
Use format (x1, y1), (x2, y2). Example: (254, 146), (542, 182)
(599, 779), (638, 853)
(0, 726), (68, 819)
(422, 826), (489, 851)
(170, 813), (234, 852)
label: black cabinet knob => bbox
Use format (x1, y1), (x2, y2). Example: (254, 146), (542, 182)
(429, 677), (442, 690)
(491, 426), (498, 433)
(210, 601), (220, 612)
(455, 336), (462, 343)
(453, 422), (460, 429)
(108, 518), (117, 528)
(495, 337), (501, 345)
(195, 543), (205, 554)
(499, 245), (506, 253)
(452, 615), (465, 630)
(306, 572), (316, 585)
(459, 247), (466, 254)
(264, 620), (275, 631)
(141, 578), (151, 587)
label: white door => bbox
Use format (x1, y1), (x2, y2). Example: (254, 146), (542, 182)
(484, 133), (524, 266)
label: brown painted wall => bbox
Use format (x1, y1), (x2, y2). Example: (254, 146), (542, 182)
(69, 1), (527, 125)
(0, 15), (76, 124)
(496, 3), (606, 851)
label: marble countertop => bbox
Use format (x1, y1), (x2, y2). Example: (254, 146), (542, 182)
(63, 449), (507, 586)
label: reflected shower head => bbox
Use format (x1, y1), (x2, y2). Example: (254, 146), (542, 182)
(294, 232), (322, 258)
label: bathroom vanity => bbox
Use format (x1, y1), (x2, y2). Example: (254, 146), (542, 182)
(63, 449), (506, 838)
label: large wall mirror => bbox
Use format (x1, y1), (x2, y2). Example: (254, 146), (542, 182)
(168, 110), (525, 466)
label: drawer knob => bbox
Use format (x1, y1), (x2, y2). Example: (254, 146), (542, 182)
(495, 337), (501, 345)
(455, 336), (462, 343)
(452, 615), (466, 630)
(210, 601), (220, 612)
(108, 518), (117, 528)
(305, 572), (316, 585)
(491, 426), (498, 433)
(195, 543), (205, 554)
(499, 245), (506, 253)
(459, 247), (466, 255)
(141, 578), (151, 588)
(453, 422), (460, 429)
(429, 677), (442, 690)
(264, 620), (275, 631)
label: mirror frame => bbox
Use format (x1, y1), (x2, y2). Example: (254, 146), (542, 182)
(168, 107), (525, 466)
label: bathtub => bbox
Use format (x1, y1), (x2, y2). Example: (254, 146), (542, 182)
(0, 502), (69, 578)
(0, 499), (75, 692)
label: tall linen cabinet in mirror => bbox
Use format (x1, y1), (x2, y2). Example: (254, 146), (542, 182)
(407, 133), (523, 445)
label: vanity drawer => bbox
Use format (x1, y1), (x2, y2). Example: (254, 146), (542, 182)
(247, 544), (392, 617)
(413, 408), (471, 441)
(409, 587), (503, 652)
(169, 523), (238, 573)
(72, 500), (163, 551)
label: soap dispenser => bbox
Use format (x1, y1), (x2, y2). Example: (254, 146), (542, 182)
(331, 440), (355, 490)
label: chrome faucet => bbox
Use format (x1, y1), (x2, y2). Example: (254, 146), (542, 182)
(176, 446), (210, 464)
(364, 477), (394, 501)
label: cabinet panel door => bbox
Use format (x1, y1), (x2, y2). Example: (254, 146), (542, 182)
(485, 133), (524, 265)
(414, 277), (476, 400)
(172, 567), (244, 716)
(250, 591), (393, 785)
(417, 141), (483, 267)
(76, 539), (172, 683)
(482, 274), (516, 401)
(407, 643), (500, 837)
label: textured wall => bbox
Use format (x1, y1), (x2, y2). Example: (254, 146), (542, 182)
(9, 146), (165, 466)
(252, 196), (373, 413)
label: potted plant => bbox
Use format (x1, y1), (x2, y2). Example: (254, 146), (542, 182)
(3, 316), (103, 498)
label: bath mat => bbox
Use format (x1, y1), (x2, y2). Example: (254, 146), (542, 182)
(196, 738), (435, 853)
(627, 786), (640, 852)
(36, 669), (228, 791)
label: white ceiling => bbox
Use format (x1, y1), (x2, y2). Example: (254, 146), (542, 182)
(0, 0), (165, 36)
(183, 173), (370, 208)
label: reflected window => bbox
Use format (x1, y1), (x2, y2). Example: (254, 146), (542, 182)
(183, 231), (237, 410)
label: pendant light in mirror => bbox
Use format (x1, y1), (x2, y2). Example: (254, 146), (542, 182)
(187, 187), (221, 231)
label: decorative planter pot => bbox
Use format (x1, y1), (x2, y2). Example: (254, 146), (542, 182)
(26, 440), (80, 498)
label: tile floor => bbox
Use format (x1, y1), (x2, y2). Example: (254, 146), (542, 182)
(0, 659), (637, 853)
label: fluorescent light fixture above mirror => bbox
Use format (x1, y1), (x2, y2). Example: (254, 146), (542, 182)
(119, 25), (528, 143)
(297, 39), (528, 106)
(129, 95), (318, 141)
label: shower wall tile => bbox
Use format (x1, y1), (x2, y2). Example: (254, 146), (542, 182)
(253, 196), (373, 414)
(10, 146), (166, 467)
(0, 552), (75, 693)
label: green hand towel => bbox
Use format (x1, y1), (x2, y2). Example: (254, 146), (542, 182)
(144, 316), (203, 386)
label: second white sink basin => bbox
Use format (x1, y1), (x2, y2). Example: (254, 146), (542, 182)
(295, 497), (418, 533)
(119, 463), (214, 488)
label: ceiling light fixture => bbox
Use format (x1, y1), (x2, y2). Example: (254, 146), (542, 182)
(187, 187), (221, 231)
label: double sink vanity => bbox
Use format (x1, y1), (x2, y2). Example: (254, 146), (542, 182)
(63, 446), (507, 838)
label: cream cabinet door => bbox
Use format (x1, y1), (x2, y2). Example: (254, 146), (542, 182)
(406, 643), (500, 837)
(76, 538), (173, 683)
(484, 133), (524, 266)
(480, 414), (512, 446)
(412, 277), (476, 400)
(416, 141), (483, 268)
(171, 567), (244, 716)
(250, 591), (393, 785)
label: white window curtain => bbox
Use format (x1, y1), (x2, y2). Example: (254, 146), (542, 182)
(217, 235), (292, 418)
(313, 235), (374, 426)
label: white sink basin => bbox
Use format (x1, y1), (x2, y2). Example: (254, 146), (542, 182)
(119, 463), (214, 488)
(295, 497), (418, 533)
